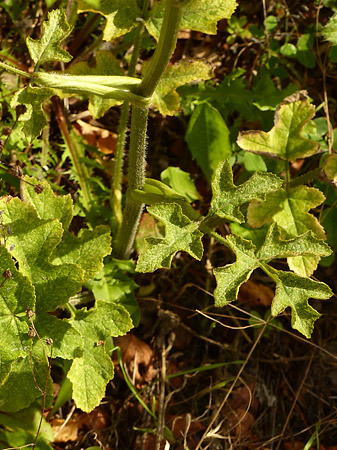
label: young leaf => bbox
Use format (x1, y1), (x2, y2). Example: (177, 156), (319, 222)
(26, 9), (73, 65)
(247, 185), (326, 276)
(237, 92), (319, 161)
(146, 0), (237, 41)
(161, 166), (201, 202)
(68, 301), (132, 412)
(0, 197), (84, 313)
(152, 61), (212, 115)
(185, 103), (232, 181)
(11, 86), (54, 141)
(136, 203), (203, 272)
(213, 224), (332, 337)
(0, 246), (35, 363)
(208, 160), (283, 223)
(77, 0), (141, 40)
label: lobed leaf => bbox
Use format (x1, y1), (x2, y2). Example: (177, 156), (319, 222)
(322, 13), (337, 45)
(68, 301), (132, 411)
(213, 224), (332, 337)
(136, 203), (203, 272)
(264, 266), (332, 338)
(77, 0), (141, 40)
(248, 185), (326, 276)
(237, 92), (319, 161)
(11, 86), (55, 141)
(0, 197), (84, 313)
(0, 342), (51, 412)
(209, 160), (283, 222)
(0, 246), (34, 364)
(152, 61), (212, 115)
(146, 0), (237, 40)
(26, 9), (73, 65)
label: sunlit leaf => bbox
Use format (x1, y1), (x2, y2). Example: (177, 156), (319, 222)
(26, 9), (73, 65)
(237, 92), (319, 161)
(146, 0), (237, 40)
(77, 0), (141, 40)
(136, 203), (203, 272)
(248, 185), (326, 275)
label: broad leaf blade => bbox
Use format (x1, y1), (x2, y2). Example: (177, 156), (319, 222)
(77, 0), (141, 40)
(237, 92), (319, 161)
(26, 9), (73, 65)
(152, 61), (212, 115)
(214, 235), (259, 306)
(136, 203), (203, 272)
(11, 86), (54, 141)
(21, 176), (73, 230)
(209, 160), (283, 223)
(146, 0), (237, 40)
(185, 103), (232, 181)
(248, 186), (326, 275)
(68, 301), (132, 412)
(0, 245), (34, 362)
(0, 197), (84, 313)
(264, 265), (332, 338)
(322, 13), (337, 45)
(51, 227), (112, 283)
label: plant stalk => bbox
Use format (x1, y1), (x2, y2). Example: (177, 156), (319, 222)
(113, 0), (184, 259)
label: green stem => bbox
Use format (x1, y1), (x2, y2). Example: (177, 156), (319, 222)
(113, 0), (184, 259)
(110, 0), (148, 230)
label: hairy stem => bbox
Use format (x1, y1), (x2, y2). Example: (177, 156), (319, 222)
(113, 0), (183, 259)
(110, 1), (148, 230)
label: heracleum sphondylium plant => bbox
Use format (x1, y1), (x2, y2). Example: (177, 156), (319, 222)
(0, 1), (333, 443)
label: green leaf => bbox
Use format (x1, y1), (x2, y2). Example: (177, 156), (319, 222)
(87, 259), (140, 327)
(146, 0), (237, 40)
(322, 13), (337, 44)
(152, 60), (212, 115)
(185, 103), (232, 181)
(21, 176), (73, 230)
(68, 50), (125, 118)
(247, 185), (326, 275)
(136, 203), (203, 272)
(51, 226), (112, 283)
(68, 301), (132, 412)
(11, 86), (54, 141)
(0, 342), (51, 412)
(26, 9), (73, 65)
(280, 43), (297, 58)
(0, 245), (34, 363)
(214, 235), (259, 304)
(265, 266), (332, 338)
(34, 314), (83, 359)
(324, 152), (337, 184)
(21, 176), (111, 283)
(237, 92), (319, 161)
(0, 197), (84, 313)
(77, 0), (141, 40)
(213, 224), (332, 337)
(208, 160), (283, 223)
(160, 166), (200, 202)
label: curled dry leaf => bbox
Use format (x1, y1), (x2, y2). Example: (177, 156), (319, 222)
(113, 334), (157, 387)
(238, 279), (274, 307)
